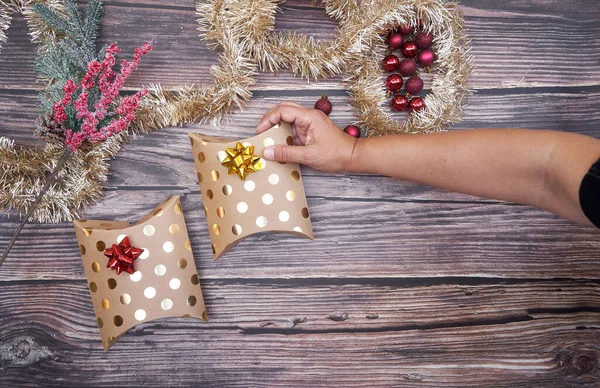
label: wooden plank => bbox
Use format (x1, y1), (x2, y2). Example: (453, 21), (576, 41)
(461, 2), (600, 89)
(101, 88), (600, 189)
(1, 190), (599, 281)
(0, 282), (598, 386)
(1, 86), (599, 281)
(2, 280), (597, 330)
(0, 0), (599, 91)
(2, 86), (600, 147)
(0, 89), (44, 147)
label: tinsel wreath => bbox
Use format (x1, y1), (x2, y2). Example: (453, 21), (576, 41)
(0, 0), (471, 223)
(120, 0), (472, 137)
(343, 1), (472, 136)
(186, 0), (472, 136)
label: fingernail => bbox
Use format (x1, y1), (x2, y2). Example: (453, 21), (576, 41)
(263, 147), (275, 160)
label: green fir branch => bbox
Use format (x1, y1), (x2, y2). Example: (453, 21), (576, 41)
(60, 39), (91, 69)
(32, 0), (105, 118)
(83, 0), (103, 42)
(62, 0), (86, 41)
(35, 44), (75, 83)
(31, 3), (74, 38)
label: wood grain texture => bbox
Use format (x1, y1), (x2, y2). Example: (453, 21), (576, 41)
(3, 317), (598, 387)
(0, 0), (599, 91)
(0, 281), (599, 387)
(5, 279), (599, 330)
(3, 88), (600, 147)
(1, 190), (600, 281)
(0, 0), (599, 386)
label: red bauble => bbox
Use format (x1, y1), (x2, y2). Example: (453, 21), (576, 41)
(415, 32), (433, 49)
(314, 95), (332, 115)
(401, 42), (418, 58)
(343, 125), (361, 138)
(387, 32), (403, 50)
(382, 54), (400, 72)
(399, 24), (414, 36)
(399, 58), (417, 76)
(405, 76), (424, 95)
(391, 95), (409, 111)
(409, 97), (426, 112)
(385, 74), (403, 92)
(417, 49), (436, 67)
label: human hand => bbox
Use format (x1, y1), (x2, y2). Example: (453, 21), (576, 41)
(255, 102), (358, 172)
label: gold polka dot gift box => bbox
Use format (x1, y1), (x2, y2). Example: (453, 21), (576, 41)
(74, 195), (207, 350)
(189, 121), (314, 259)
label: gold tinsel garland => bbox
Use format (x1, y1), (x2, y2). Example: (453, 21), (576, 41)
(0, 0), (471, 223)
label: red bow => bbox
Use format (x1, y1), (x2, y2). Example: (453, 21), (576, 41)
(104, 236), (144, 275)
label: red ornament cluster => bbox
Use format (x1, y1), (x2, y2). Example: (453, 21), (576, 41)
(311, 24), (436, 138)
(383, 24), (436, 113)
(104, 236), (144, 275)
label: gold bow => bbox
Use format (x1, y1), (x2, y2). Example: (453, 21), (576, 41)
(221, 142), (262, 180)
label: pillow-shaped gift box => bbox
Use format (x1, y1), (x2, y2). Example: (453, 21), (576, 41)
(74, 195), (207, 350)
(189, 121), (314, 259)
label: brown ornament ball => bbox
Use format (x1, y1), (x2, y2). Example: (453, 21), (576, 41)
(405, 76), (424, 95)
(398, 58), (417, 76)
(382, 54), (400, 72)
(385, 74), (403, 92)
(409, 97), (426, 112)
(415, 32), (433, 49)
(343, 125), (361, 138)
(391, 95), (409, 112)
(314, 95), (332, 115)
(387, 32), (403, 50)
(401, 41), (418, 58)
(399, 24), (414, 36)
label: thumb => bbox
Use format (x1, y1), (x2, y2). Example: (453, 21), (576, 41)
(263, 145), (306, 164)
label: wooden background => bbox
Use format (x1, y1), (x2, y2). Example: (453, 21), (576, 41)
(1, 0), (599, 386)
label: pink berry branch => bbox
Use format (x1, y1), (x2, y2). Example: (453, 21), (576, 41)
(0, 42), (151, 267)
(53, 42), (151, 151)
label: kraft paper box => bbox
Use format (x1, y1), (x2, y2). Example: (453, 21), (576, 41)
(74, 195), (207, 350)
(189, 121), (314, 259)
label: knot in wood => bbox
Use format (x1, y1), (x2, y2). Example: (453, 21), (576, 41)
(327, 312), (348, 322)
(10, 339), (31, 359)
(576, 354), (596, 375)
(2, 336), (52, 366)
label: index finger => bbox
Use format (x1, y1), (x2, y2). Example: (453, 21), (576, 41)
(255, 104), (310, 134)
(255, 102), (302, 131)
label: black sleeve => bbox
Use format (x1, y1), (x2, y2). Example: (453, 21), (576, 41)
(579, 157), (600, 228)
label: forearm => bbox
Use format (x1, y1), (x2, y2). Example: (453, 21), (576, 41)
(349, 129), (600, 224)
(255, 103), (600, 226)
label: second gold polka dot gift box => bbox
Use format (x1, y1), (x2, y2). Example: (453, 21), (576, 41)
(189, 121), (314, 259)
(73, 196), (207, 350)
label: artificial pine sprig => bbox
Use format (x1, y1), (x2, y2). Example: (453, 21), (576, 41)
(0, 0), (152, 268)
(33, 0), (101, 60)
(33, 0), (103, 114)
(32, 0), (151, 151)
